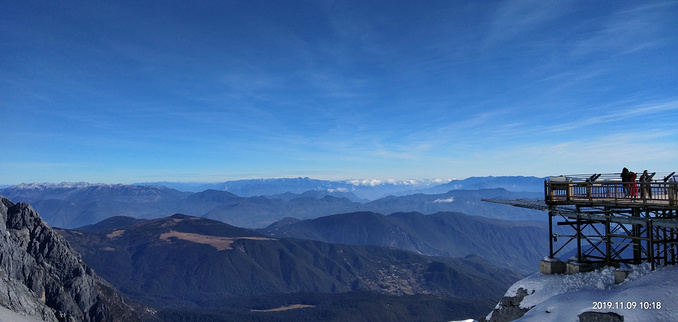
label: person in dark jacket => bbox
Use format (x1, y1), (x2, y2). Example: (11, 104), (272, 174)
(640, 170), (655, 198)
(621, 167), (630, 196)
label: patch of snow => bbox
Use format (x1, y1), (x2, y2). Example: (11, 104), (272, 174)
(433, 197), (455, 203)
(541, 256), (561, 262)
(0, 305), (44, 322)
(491, 263), (678, 321)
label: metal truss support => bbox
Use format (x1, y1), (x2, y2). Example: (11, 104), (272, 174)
(486, 197), (678, 271)
(547, 205), (677, 270)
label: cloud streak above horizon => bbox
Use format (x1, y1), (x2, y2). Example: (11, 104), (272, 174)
(1, 0), (677, 184)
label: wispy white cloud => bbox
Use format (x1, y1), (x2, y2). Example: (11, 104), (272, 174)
(482, 128), (678, 176)
(568, 2), (676, 58)
(483, 0), (568, 48)
(0, 162), (77, 168)
(539, 99), (678, 133)
(3, 1), (676, 183)
(433, 197), (455, 203)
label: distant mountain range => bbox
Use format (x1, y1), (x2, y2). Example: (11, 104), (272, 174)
(136, 176), (546, 199)
(260, 211), (547, 275)
(0, 183), (191, 228)
(404, 176), (546, 195)
(0, 177), (546, 229)
(361, 188), (543, 221)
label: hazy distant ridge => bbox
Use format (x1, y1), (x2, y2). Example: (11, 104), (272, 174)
(135, 176), (543, 199)
(0, 176), (546, 228)
(260, 211), (547, 275)
(1, 180), (544, 229)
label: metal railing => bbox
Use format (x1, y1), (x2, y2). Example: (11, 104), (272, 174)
(545, 174), (678, 207)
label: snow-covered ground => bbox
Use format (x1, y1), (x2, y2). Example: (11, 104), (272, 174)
(0, 305), (44, 322)
(488, 263), (678, 321)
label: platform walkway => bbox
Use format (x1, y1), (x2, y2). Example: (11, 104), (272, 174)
(545, 175), (678, 209)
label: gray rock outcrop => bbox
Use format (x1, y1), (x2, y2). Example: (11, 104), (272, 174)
(484, 287), (531, 322)
(0, 195), (144, 321)
(579, 311), (624, 322)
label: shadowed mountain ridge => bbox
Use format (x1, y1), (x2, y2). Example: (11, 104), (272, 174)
(260, 211), (547, 275)
(57, 213), (522, 309)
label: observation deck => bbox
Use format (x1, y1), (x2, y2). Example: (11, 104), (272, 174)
(486, 171), (678, 272)
(545, 172), (678, 209)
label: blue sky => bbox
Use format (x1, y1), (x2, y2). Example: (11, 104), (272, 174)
(2, 0), (677, 184)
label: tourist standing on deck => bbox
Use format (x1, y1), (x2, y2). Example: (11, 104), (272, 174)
(629, 171), (638, 197)
(640, 170), (655, 198)
(621, 167), (630, 196)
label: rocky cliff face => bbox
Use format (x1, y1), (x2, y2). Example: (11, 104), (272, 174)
(484, 287), (531, 322)
(0, 195), (145, 322)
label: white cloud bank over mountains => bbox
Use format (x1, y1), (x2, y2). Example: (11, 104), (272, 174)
(433, 197), (455, 203)
(346, 178), (452, 186)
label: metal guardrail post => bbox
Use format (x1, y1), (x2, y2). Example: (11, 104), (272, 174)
(670, 183), (677, 206)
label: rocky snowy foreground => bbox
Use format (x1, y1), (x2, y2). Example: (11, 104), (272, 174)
(0, 305), (42, 322)
(485, 263), (677, 321)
